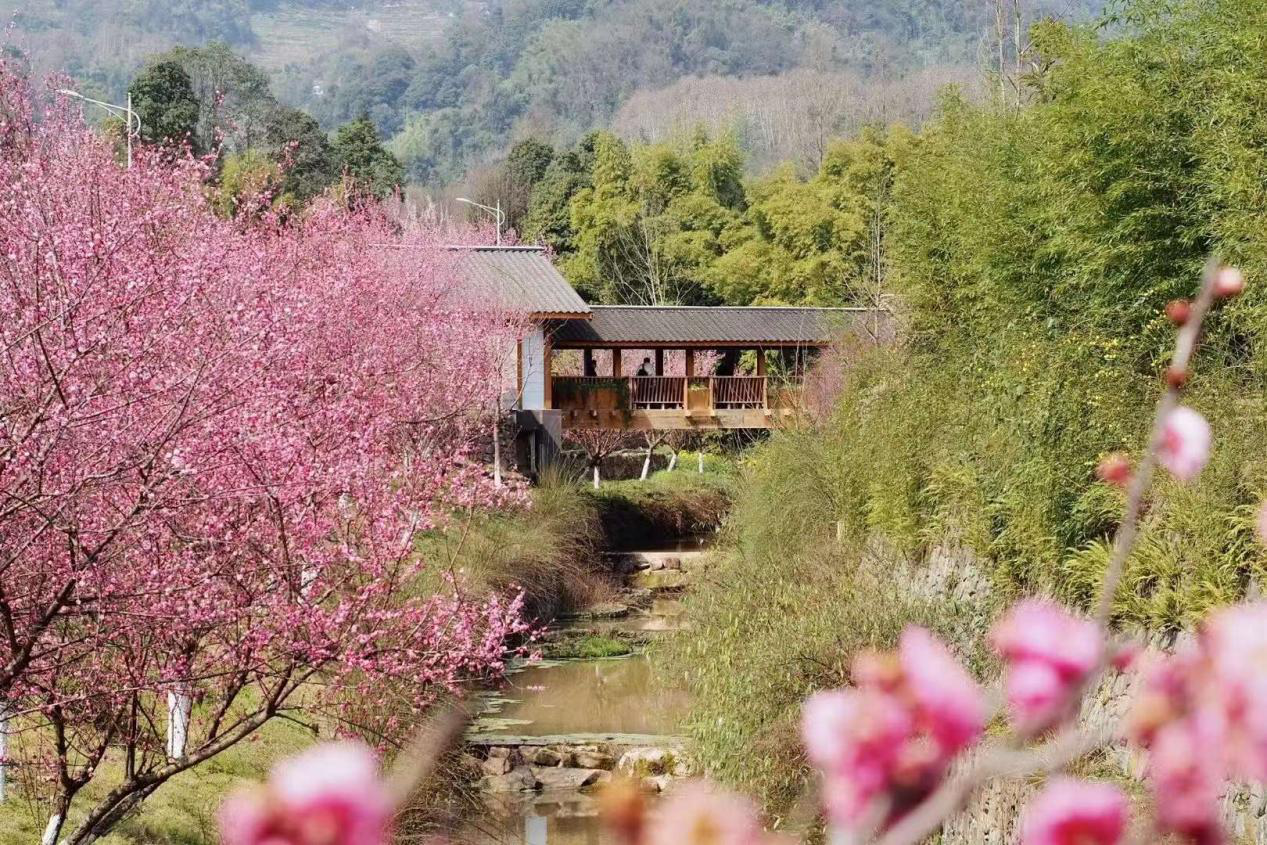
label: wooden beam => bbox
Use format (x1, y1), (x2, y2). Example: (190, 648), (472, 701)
(755, 347), (766, 377)
(684, 348), (695, 377)
(583, 349), (595, 377)
(654, 348), (664, 376)
(612, 349), (622, 377)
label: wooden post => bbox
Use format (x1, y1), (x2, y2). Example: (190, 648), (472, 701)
(583, 348), (595, 377)
(756, 348), (767, 409)
(612, 349), (622, 377)
(683, 348), (695, 408)
(654, 348), (664, 376)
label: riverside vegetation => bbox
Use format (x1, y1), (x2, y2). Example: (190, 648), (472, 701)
(0, 465), (732, 845)
(666, 0), (1267, 821)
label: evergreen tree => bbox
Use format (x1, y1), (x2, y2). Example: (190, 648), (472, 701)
(129, 61), (201, 152)
(331, 117), (405, 199)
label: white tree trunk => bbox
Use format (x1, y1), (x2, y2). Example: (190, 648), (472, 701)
(492, 416), (503, 488)
(42, 813), (63, 845)
(640, 451), (652, 481)
(166, 691), (191, 759)
(592, 465), (601, 490)
(0, 709), (8, 802)
(668, 452), (678, 472)
(698, 452), (704, 474)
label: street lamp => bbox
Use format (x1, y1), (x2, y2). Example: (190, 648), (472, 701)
(455, 197), (504, 246)
(57, 89), (141, 169)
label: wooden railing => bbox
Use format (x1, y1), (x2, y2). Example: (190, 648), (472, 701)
(712, 376), (765, 409)
(630, 376), (686, 409)
(554, 375), (794, 413)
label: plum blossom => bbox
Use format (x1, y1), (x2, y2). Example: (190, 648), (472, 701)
(991, 600), (1102, 734)
(1213, 266), (1245, 298)
(899, 627), (986, 754)
(800, 627), (984, 829)
(645, 782), (764, 845)
(1157, 406), (1211, 482)
(1148, 718), (1226, 845)
(219, 743), (393, 845)
(1020, 778), (1128, 845)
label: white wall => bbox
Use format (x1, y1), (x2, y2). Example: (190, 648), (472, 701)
(520, 328), (547, 411)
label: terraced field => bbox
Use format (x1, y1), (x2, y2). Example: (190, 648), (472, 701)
(250, 0), (461, 70)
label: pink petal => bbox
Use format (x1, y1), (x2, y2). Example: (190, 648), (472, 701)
(1157, 406), (1211, 483)
(898, 626), (985, 754)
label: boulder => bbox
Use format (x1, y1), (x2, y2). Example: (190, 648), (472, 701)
(532, 767), (604, 791)
(531, 747), (564, 767)
(482, 766), (539, 793)
(481, 754), (513, 776)
(573, 749), (616, 770)
(646, 775), (674, 793)
(617, 747), (673, 777)
(632, 570), (690, 591)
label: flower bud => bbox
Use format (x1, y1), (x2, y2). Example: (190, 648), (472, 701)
(1164, 299), (1191, 326)
(1164, 366), (1189, 389)
(1095, 453), (1132, 487)
(1214, 266), (1245, 298)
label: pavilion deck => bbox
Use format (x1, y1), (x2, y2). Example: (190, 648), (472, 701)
(552, 375), (802, 430)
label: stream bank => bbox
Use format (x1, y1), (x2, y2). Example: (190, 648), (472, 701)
(458, 537), (714, 845)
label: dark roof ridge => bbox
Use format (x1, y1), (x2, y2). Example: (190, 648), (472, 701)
(445, 244), (546, 252)
(589, 304), (879, 312)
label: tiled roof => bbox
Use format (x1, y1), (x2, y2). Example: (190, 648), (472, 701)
(550, 305), (890, 347)
(451, 246), (591, 317)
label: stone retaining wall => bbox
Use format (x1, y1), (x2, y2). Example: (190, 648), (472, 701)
(877, 540), (1267, 844)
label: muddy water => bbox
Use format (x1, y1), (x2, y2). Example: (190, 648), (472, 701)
(461, 540), (707, 845)
(477, 654), (687, 737)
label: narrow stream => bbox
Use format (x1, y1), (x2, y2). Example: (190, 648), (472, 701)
(460, 536), (710, 845)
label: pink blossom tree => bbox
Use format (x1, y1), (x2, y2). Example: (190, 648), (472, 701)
(0, 63), (530, 843)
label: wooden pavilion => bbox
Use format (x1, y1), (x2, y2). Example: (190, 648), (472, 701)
(452, 245), (890, 466)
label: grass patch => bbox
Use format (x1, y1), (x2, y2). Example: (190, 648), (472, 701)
(586, 458), (735, 548)
(545, 633), (635, 659)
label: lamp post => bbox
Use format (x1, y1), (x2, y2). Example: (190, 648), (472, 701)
(455, 196), (504, 245)
(57, 89), (141, 169)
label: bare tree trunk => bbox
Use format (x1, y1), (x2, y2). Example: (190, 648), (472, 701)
(667, 451), (678, 472)
(698, 452), (704, 474)
(592, 464), (601, 490)
(640, 446), (653, 480)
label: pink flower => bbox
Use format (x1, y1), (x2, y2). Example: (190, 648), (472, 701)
(219, 742), (393, 845)
(802, 628), (983, 830)
(991, 601), (1102, 734)
(1149, 718), (1226, 845)
(1157, 406), (1211, 483)
(1198, 603), (1267, 780)
(1020, 778), (1128, 845)
(645, 782), (763, 845)
(801, 689), (910, 778)
(1213, 266), (1245, 298)
(898, 627), (986, 754)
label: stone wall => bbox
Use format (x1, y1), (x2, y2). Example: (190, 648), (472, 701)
(877, 540), (1267, 844)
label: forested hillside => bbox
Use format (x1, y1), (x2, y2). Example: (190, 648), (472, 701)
(668, 0), (1267, 815)
(1, 0), (1103, 184)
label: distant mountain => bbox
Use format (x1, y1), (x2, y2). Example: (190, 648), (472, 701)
(0, 0), (1105, 184)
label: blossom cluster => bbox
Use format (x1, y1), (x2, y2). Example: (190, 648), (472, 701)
(0, 59), (532, 842)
